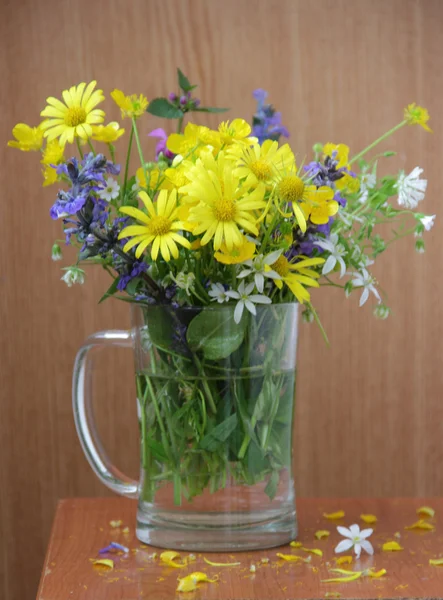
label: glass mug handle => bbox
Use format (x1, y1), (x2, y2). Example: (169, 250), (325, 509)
(72, 330), (139, 499)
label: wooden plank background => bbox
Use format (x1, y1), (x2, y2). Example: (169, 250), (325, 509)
(0, 1), (442, 598)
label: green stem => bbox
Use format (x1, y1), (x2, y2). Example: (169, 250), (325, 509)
(308, 302), (330, 345)
(108, 143), (116, 163)
(383, 226), (417, 248)
(132, 117), (150, 191)
(123, 127), (134, 195)
(76, 138), (84, 160)
(87, 139), (96, 156)
(191, 354), (217, 413)
(177, 115), (184, 134)
(349, 120), (407, 166)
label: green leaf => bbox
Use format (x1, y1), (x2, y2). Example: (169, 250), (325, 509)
(147, 98), (184, 119)
(146, 436), (169, 461)
(186, 307), (246, 360)
(98, 278), (119, 304)
(264, 470), (280, 500)
(177, 68), (196, 93)
(200, 414), (238, 451)
(193, 106), (230, 114)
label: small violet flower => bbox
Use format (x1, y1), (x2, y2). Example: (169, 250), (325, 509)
(335, 524), (374, 559)
(225, 281), (271, 324)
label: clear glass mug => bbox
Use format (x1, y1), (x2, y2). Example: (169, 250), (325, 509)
(73, 303), (299, 551)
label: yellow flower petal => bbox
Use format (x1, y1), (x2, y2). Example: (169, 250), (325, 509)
(93, 558), (114, 570)
(335, 556), (353, 565)
(417, 506), (435, 519)
(290, 541), (303, 548)
(315, 530), (330, 540)
(109, 520), (122, 528)
(368, 568), (387, 578)
(203, 557), (240, 567)
(323, 511), (345, 520)
(429, 558), (443, 566)
(160, 550), (186, 568)
(382, 541), (404, 552)
(405, 519), (435, 531)
(322, 573), (361, 583)
(404, 103), (432, 132)
(302, 547), (323, 557)
(276, 553), (310, 563)
(325, 593), (342, 598)
(176, 572), (218, 593)
(360, 514), (377, 524)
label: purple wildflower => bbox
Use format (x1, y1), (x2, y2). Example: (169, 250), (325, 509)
(117, 260), (148, 291)
(252, 89), (289, 144)
(148, 128), (175, 161)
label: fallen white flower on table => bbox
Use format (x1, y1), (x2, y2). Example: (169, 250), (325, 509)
(335, 524), (374, 559)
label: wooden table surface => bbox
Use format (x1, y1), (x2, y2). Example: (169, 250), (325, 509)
(37, 498), (443, 599)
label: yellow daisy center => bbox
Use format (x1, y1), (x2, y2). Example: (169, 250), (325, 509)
(213, 198), (236, 222)
(250, 159), (272, 181)
(148, 215), (172, 236)
(272, 256), (290, 277)
(64, 107), (87, 127)
(278, 175), (305, 202)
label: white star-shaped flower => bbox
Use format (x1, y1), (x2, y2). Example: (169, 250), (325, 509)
(351, 268), (381, 307)
(420, 214), (436, 231)
(99, 177), (120, 202)
(335, 524), (374, 558)
(395, 166), (427, 209)
(225, 281), (271, 323)
(314, 233), (347, 278)
(237, 250), (282, 293)
(208, 282), (229, 304)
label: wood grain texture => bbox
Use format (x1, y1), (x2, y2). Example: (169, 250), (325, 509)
(37, 497), (443, 600)
(1, 1), (443, 599)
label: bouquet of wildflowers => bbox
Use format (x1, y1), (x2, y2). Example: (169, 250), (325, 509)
(9, 70), (434, 502)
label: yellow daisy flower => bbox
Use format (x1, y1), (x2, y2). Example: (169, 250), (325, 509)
(404, 103), (432, 132)
(274, 167), (335, 232)
(218, 118), (256, 146)
(323, 143), (350, 168)
(231, 140), (295, 187)
(271, 255), (324, 304)
(300, 186), (338, 225)
(91, 121), (125, 143)
(111, 89), (149, 119)
(182, 152), (266, 251)
(118, 189), (190, 261)
(166, 123), (210, 156)
(40, 81), (105, 145)
(41, 139), (65, 187)
(8, 123), (44, 151)
(214, 238), (256, 264)
(136, 166), (161, 191)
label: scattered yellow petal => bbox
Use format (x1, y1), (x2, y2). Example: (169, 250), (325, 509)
(395, 584), (409, 590)
(176, 572), (217, 593)
(335, 555), (353, 565)
(260, 557), (269, 564)
(325, 593), (342, 598)
(203, 557), (240, 567)
(122, 527), (130, 533)
(315, 530), (330, 540)
(394, 532), (401, 539)
(429, 558), (443, 566)
(93, 559), (114, 571)
(160, 550), (186, 568)
(417, 506), (435, 519)
(360, 514), (377, 524)
(302, 547), (323, 557)
(323, 511), (345, 520)
(109, 520), (122, 528)
(290, 541), (303, 548)
(276, 553), (310, 563)
(382, 541), (404, 552)
(368, 569), (387, 578)
(330, 568), (355, 575)
(405, 519), (435, 531)
(322, 573), (361, 583)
